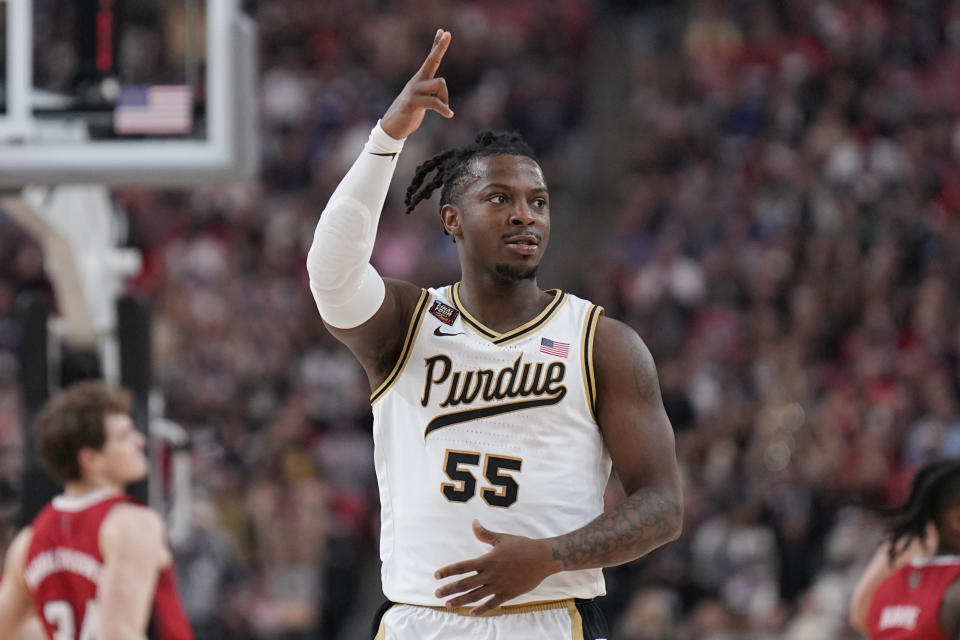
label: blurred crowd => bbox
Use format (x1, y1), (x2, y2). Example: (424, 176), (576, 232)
(3, 0), (960, 638)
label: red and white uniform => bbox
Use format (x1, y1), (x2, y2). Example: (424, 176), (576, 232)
(867, 555), (960, 640)
(23, 488), (194, 639)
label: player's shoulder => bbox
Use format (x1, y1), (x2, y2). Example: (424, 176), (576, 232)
(100, 503), (165, 546)
(384, 278), (427, 307)
(2, 527), (33, 580)
(591, 315), (660, 397)
(593, 315), (648, 356)
(99, 503), (171, 568)
(104, 502), (164, 529)
(6, 528), (33, 563)
(97, 505), (173, 578)
(378, 278), (434, 335)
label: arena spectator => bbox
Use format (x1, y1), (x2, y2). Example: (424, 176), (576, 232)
(2, 0), (960, 637)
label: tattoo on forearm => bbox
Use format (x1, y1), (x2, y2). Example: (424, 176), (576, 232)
(550, 488), (681, 570)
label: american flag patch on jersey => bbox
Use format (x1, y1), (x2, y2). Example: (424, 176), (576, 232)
(540, 338), (569, 357)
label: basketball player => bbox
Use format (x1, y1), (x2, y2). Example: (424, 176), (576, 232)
(859, 459), (960, 639)
(0, 380), (194, 640)
(307, 29), (683, 639)
(849, 513), (936, 633)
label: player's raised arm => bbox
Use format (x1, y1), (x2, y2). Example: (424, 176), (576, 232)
(380, 29), (454, 139)
(306, 30), (453, 388)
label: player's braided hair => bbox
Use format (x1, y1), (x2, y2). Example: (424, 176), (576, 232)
(404, 130), (537, 225)
(885, 459), (960, 561)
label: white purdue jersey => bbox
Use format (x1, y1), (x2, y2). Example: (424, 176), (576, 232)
(371, 282), (612, 606)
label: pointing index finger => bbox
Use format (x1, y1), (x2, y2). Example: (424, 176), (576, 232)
(417, 29), (451, 80)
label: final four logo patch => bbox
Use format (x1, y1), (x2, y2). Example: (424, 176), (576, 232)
(429, 300), (459, 326)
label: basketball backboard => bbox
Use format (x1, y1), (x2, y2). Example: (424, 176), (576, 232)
(0, 0), (257, 187)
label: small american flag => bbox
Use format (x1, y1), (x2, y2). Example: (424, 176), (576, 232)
(540, 337), (569, 358)
(114, 85), (192, 135)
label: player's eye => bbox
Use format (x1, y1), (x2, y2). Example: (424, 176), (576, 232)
(533, 198), (547, 208)
(488, 194), (507, 204)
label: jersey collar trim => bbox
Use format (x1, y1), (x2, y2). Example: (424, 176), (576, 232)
(911, 555), (960, 567)
(52, 487), (122, 512)
(449, 282), (568, 346)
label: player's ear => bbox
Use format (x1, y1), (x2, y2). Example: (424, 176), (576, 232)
(77, 447), (100, 476)
(440, 203), (462, 240)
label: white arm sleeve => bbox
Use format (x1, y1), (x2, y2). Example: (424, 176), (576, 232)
(306, 121), (405, 328)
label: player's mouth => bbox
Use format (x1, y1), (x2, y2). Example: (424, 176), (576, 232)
(503, 233), (540, 255)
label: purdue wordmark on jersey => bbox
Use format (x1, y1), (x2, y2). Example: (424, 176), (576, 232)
(421, 353), (567, 435)
(371, 283), (611, 606)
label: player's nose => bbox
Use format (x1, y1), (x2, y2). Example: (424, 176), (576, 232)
(509, 203), (536, 226)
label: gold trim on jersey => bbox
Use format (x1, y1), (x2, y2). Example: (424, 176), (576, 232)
(370, 289), (430, 404)
(421, 597), (577, 617)
(448, 282), (568, 345)
(580, 304), (604, 422)
(567, 599), (585, 640)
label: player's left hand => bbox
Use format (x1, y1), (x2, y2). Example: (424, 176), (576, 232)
(434, 519), (561, 616)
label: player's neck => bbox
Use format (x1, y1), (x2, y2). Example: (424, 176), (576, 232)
(63, 478), (123, 498)
(457, 274), (552, 334)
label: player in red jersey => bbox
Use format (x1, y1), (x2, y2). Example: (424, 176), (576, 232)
(0, 380), (194, 640)
(858, 459), (960, 639)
